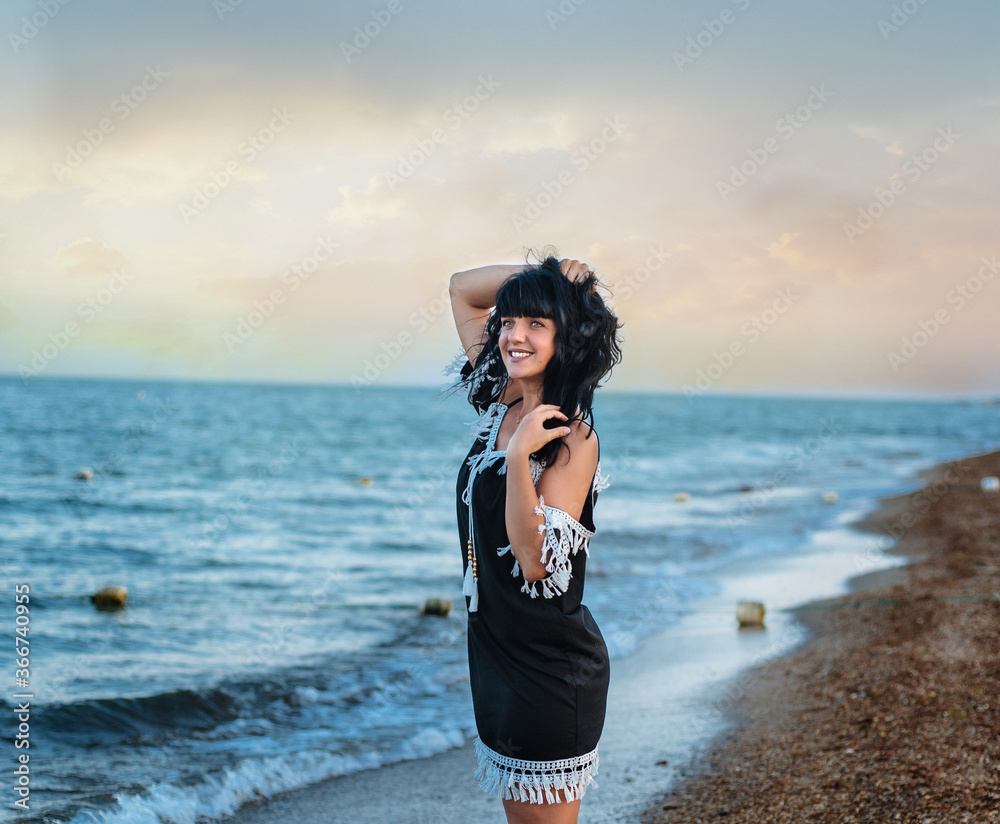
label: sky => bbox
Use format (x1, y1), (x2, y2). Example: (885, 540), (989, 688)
(0, 0), (997, 398)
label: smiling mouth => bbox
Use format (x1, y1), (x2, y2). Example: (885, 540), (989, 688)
(507, 349), (533, 361)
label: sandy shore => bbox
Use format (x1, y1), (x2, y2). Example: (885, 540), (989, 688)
(648, 450), (1000, 823)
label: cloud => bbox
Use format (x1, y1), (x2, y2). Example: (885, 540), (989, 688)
(329, 178), (406, 227)
(55, 238), (130, 277)
(482, 115), (578, 155)
(0, 1), (996, 396)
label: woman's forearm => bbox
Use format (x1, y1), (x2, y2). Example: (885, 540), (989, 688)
(504, 451), (548, 582)
(449, 264), (525, 310)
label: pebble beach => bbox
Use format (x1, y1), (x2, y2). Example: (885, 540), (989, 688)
(650, 450), (1000, 823)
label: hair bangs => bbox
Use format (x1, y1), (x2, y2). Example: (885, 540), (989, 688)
(494, 270), (558, 320)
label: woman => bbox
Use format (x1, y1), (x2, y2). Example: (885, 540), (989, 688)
(449, 255), (622, 824)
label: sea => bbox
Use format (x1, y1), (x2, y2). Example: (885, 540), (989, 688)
(2, 376), (998, 824)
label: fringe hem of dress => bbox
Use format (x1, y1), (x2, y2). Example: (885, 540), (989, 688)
(472, 737), (599, 804)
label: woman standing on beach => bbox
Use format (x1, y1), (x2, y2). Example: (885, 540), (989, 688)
(450, 255), (622, 824)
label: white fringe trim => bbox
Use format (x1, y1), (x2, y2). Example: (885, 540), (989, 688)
(529, 456), (545, 484)
(520, 497), (594, 600)
(473, 737), (599, 804)
(593, 461), (610, 494)
(460, 350), (502, 400)
(496, 544), (520, 578)
(442, 349), (470, 378)
(466, 401), (504, 444)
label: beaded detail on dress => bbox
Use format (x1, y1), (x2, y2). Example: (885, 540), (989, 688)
(461, 402), (510, 612)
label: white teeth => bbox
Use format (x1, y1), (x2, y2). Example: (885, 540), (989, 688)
(509, 351), (531, 360)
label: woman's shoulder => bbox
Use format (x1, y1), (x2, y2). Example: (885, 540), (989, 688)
(567, 414), (598, 444)
(556, 417), (599, 468)
(534, 417), (601, 517)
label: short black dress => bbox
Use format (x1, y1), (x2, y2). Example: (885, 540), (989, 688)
(456, 396), (610, 804)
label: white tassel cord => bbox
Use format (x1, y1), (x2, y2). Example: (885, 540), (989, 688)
(473, 738), (598, 804)
(462, 556), (479, 612)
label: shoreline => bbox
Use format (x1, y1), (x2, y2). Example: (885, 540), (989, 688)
(220, 467), (926, 823)
(219, 449), (1000, 824)
(647, 449), (1000, 822)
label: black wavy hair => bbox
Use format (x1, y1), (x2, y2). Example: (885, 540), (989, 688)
(458, 255), (623, 466)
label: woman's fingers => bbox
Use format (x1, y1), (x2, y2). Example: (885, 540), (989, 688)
(558, 258), (594, 283)
(508, 405), (571, 455)
(521, 403), (567, 423)
(521, 421), (571, 453)
(531, 407), (571, 440)
(542, 424), (572, 443)
(558, 258), (577, 277)
(558, 258), (597, 292)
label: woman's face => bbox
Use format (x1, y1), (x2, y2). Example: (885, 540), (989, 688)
(499, 316), (556, 381)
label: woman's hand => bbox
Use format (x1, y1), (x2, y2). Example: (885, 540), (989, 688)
(558, 258), (595, 286)
(506, 404), (571, 463)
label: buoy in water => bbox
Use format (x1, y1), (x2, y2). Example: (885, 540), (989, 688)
(419, 597), (452, 617)
(356, 477), (373, 486)
(736, 600), (765, 628)
(92, 586), (128, 611)
(981, 476), (1000, 492)
(674, 492), (690, 502)
(75, 469), (94, 481)
(822, 491), (838, 503)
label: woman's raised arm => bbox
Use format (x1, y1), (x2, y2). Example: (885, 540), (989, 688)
(449, 264), (524, 364)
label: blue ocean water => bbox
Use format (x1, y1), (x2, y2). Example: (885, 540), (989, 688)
(1, 377), (998, 824)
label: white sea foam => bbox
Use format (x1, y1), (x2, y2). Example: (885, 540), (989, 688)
(70, 728), (468, 824)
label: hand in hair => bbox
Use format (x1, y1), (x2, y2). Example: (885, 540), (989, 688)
(558, 258), (596, 289)
(505, 403), (572, 464)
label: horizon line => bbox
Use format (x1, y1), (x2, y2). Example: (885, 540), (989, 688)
(1, 371), (997, 406)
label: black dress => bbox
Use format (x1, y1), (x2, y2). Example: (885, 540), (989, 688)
(456, 397), (610, 804)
